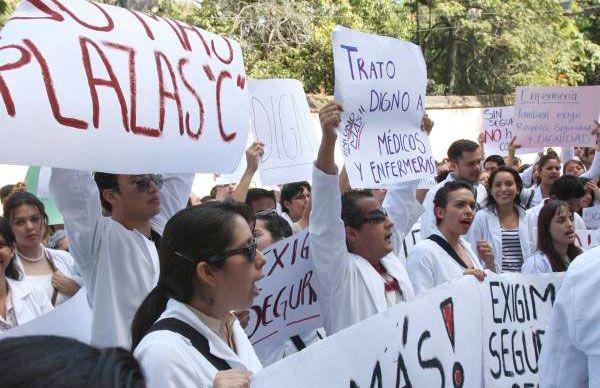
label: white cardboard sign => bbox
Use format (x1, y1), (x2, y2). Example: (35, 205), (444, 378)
(582, 205), (600, 229)
(514, 86), (600, 148)
(249, 79), (319, 186)
(246, 230), (323, 361)
(332, 26), (435, 188)
(0, 288), (92, 344)
(482, 273), (564, 388)
(253, 277), (483, 388)
(0, 0), (249, 174)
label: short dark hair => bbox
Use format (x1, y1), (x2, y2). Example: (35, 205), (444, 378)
(280, 181), (311, 214)
(549, 175), (585, 201)
(0, 335), (145, 388)
(447, 139), (479, 161)
(256, 212), (293, 241)
(0, 184), (14, 203)
(484, 155), (505, 167)
(433, 181), (474, 225)
(246, 188), (276, 207)
(3, 191), (49, 227)
(485, 166), (523, 210)
(93, 172), (119, 212)
(341, 190), (374, 229)
(0, 217), (21, 280)
(537, 200), (581, 272)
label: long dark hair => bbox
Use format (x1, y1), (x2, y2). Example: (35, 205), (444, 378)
(0, 217), (21, 281)
(130, 201), (254, 350)
(537, 200), (582, 272)
(2, 191), (49, 226)
(433, 181), (473, 225)
(0, 335), (145, 388)
(485, 166), (524, 211)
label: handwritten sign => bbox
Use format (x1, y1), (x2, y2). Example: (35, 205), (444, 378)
(332, 26), (434, 188)
(576, 228), (600, 250)
(246, 230), (323, 362)
(253, 274), (563, 388)
(482, 273), (563, 388)
(514, 86), (600, 148)
(482, 106), (515, 156)
(0, 0), (248, 174)
(0, 288), (92, 344)
(254, 277), (483, 387)
(582, 205), (600, 229)
(249, 79), (319, 186)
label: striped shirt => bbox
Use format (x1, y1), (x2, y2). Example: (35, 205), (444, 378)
(501, 228), (524, 272)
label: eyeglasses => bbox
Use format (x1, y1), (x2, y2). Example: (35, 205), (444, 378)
(112, 174), (164, 193)
(359, 208), (389, 225)
(174, 238), (257, 265)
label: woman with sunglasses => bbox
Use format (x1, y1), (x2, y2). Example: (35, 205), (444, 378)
(132, 201), (265, 388)
(3, 192), (80, 305)
(407, 181), (486, 295)
(0, 217), (52, 332)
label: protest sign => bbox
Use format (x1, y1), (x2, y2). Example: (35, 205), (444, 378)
(514, 86), (600, 148)
(24, 166), (63, 225)
(246, 230), (323, 364)
(253, 274), (563, 388)
(249, 79), (319, 186)
(481, 106), (537, 156)
(576, 228), (600, 250)
(482, 273), (563, 388)
(582, 205), (600, 229)
(0, 288), (92, 344)
(0, 0), (248, 174)
(254, 277), (483, 388)
(332, 26), (434, 188)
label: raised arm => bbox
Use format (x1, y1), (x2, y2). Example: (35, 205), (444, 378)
(310, 102), (350, 304)
(49, 168), (103, 270)
(150, 173), (194, 235)
(231, 142), (264, 203)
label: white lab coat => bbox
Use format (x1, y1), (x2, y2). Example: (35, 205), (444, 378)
(13, 248), (82, 305)
(524, 201), (586, 254)
(466, 207), (531, 272)
(520, 251), (553, 273)
(538, 246), (600, 388)
(6, 278), (53, 327)
(406, 231), (484, 296)
(309, 167), (415, 336)
(135, 299), (262, 388)
(420, 173), (487, 239)
(49, 169), (192, 348)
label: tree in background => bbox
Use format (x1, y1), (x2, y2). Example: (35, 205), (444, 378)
(0, 0), (598, 95)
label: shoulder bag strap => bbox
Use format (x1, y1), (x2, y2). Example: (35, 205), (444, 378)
(146, 317), (232, 371)
(427, 234), (468, 269)
(44, 249), (60, 306)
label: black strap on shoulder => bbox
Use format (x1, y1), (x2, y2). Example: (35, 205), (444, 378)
(150, 229), (162, 252)
(290, 335), (306, 351)
(525, 190), (535, 209)
(427, 234), (468, 269)
(147, 318), (231, 371)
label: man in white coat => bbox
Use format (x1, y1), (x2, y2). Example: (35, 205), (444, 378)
(538, 245), (600, 387)
(421, 139), (486, 239)
(310, 102), (421, 336)
(50, 169), (192, 348)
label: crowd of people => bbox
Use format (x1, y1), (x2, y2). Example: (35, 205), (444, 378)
(0, 101), (598, 387)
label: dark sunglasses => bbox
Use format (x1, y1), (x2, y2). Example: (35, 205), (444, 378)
(112, 174), (163, 193)
(174, 238), (257, 265)
(359, 208), (389, 225)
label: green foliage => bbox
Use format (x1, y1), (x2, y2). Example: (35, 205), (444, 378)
(0, 0), (598, 94)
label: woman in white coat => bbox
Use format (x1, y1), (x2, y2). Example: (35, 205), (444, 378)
(407, 181), (486, 295)
(0, 217), (52, 332)
(132, 202), (266, 388)
(3, 192), (80, 305)
(521, 199), (582, 273)
(467, 166), (531, 272)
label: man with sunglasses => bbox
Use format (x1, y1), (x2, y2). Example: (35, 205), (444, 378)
(310, 102), (423, 336)
(50, 168), (193, 348)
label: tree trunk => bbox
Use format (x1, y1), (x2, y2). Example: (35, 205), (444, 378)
(444, 24), (457, 94)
